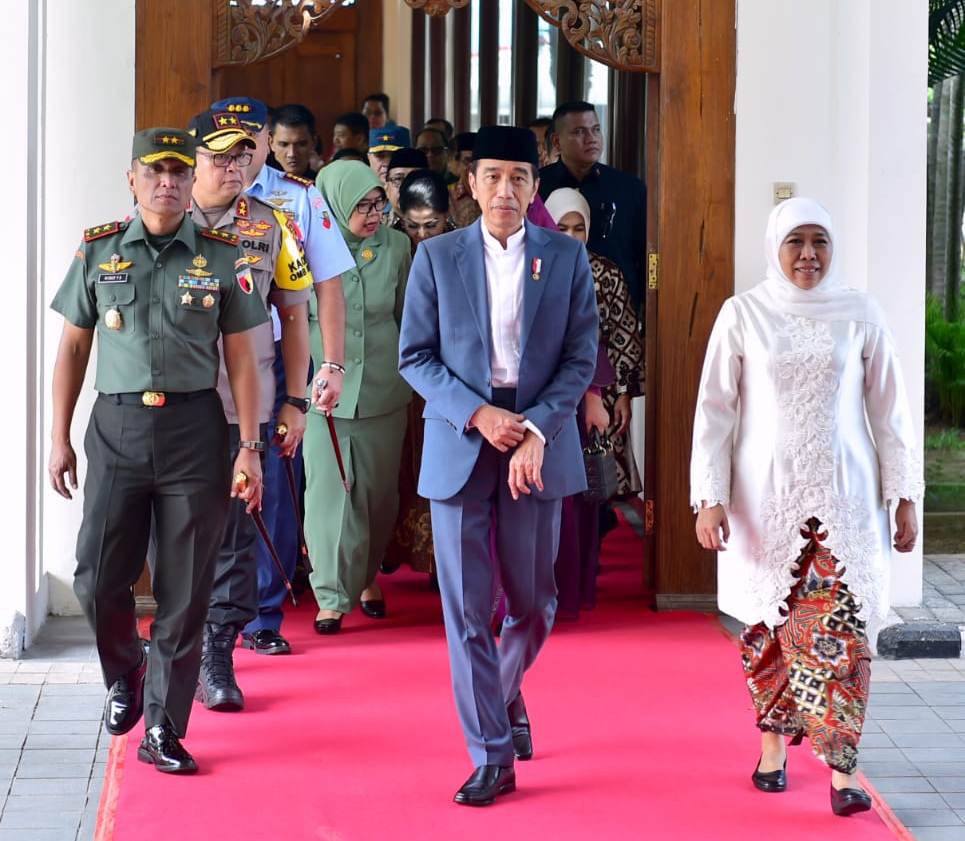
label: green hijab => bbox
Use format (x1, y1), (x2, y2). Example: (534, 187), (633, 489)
(316, 160), (385, 254)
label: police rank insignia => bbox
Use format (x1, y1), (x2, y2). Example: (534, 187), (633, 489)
(84, 221), (122, 242)
(236, 198), (249, 219)
(98, 253), (133, 273)
(104, 308), (123, 330)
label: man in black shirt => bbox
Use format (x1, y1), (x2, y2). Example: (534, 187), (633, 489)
(538, 101), (647, 310)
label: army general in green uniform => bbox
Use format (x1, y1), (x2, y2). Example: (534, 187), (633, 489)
(47, 128), (268, 775)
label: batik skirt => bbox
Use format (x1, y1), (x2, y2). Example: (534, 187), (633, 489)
(739, 517), (871, 774)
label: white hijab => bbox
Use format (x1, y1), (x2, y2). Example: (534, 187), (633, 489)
(544, 187), (592, 235)
(760, 197), (883, 325)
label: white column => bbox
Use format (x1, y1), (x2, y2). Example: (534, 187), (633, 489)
(40, 0), (137, 621)
(382, 0), (413, 128)
(734, 0), (926, 607)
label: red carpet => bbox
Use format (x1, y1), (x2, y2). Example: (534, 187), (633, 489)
(102, 516), (901, 841)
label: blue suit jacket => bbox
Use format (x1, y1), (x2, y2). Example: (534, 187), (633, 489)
(398, 219), (599, 501)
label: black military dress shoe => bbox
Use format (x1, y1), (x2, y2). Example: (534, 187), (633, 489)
(137, 725), (198, 774)
(359, 599), (386, 619)
(453, 765), (516, 806)
(751, 756), (787, 792)
(104, 654), (147, 736)
(196, 623), (244, 711)
(241, 629), (291, 656)
(830, 783), (872, 816)
(507, 693), (533, 760)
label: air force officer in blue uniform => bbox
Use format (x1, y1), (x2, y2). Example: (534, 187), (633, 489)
(399, 126), (598, 806)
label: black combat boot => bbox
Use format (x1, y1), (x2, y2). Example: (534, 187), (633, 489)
(196, 623), (244, 712)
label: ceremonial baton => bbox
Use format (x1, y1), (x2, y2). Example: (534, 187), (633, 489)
(235, 471), (297, 606)
(274, 423), (313, 574)
(314, 375), (350, 493)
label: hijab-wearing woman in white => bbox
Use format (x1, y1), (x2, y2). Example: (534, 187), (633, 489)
(690, 198), (922, 816)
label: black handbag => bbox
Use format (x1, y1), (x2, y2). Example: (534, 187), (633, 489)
(582, 429), (619, 503)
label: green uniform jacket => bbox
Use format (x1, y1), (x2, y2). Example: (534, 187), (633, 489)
(308, 224), (412, 420)
(51, 214), (269, 394)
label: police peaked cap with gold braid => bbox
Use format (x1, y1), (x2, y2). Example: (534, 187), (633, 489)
(132, 127), (197, 167)
(188, 110), (255, 154)
(210, 97), (269, 131)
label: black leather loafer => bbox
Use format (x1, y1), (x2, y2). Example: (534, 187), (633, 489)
(360, 599), (386, 619)
(507, 693), (533, 761)
(241, 629), (291, 656)
(104, 654), (147, 736)
(137, 725), (198, 774)
(830, 784), (872, 816)
(314, 616), (343, 635)
(453, 765), (516, 806)
(751, 756), (787, 792)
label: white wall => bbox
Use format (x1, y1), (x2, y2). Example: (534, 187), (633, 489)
(382, 0), (413, 128)
(735, 0), (927, 607)
(40, 0), (137, 617)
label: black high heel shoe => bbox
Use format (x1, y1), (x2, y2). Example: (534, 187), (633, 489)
(830, 784), (872, 816)
(313, 615), (343, 635)
(751, 755), (787, 792)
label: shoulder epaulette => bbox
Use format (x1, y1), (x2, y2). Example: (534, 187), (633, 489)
(200, 227), (240, 246)
(282, 172), (313, 188)
(83, 221), (125, 242)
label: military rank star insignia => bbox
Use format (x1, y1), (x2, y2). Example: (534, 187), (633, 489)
(98, 253), (133, 272)
(181, 291), (193, 305)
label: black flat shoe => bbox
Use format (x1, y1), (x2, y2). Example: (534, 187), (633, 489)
(360, 599), (386, 619)
(507, 693), (533, 761)
(751, 755), (787, 792)
(379, 559), (400, 575)
(313, 616), (343, 634)
(137, 725), (198, 774)
(104, 654), (147, 736)
(830, 784), (872, 816)
(453, 765), (516, 806)
(241, 629), (291, 655)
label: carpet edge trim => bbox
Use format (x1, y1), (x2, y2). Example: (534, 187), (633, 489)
(94, 731), (129, 841)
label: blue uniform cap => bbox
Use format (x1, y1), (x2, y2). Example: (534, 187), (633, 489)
(368, 125), (411, 153)
(209, 97), (269, 131)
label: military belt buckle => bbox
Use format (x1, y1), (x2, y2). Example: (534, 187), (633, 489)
(142, 391), (166, 407)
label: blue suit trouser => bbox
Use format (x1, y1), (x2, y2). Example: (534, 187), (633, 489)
(430, 430), (561, 767)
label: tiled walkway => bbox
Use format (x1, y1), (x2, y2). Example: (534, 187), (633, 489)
(3, 618), (965, 839)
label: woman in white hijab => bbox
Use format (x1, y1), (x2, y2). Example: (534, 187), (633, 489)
(690, 198), (922, 815)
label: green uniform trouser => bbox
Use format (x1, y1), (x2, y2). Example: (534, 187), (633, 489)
(73, 391), (229, 737)
(304, 407), (407, 613)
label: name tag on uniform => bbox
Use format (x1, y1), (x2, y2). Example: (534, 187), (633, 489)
(97, 273), (129, 284)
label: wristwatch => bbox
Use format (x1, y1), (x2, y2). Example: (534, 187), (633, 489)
(239, 440), (265, 452)
(284, 395), (311, 414)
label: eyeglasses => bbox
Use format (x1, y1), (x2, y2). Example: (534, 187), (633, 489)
(199, 150), (253, 168)
(417, 145), (447, 156)
(354, 197), (388, 216)
(386, 174), (406, 187)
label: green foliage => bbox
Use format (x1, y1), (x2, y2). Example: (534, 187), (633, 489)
(925, 295), (965, 425)
(925, 427), (965, 449)
(930, 0), (965, 84)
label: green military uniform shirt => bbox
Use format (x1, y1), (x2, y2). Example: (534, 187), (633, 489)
(51, 213), (269, 394)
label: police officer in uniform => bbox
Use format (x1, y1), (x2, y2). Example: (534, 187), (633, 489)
(210, 97), (355, 653)
(48, 128), (267, 774)
(186, 109), (313, 709)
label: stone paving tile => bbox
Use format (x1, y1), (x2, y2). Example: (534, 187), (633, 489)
(893, 809), (964, 827)
(9, 778), (90, 796)
(0, 831), (79, 841)
(870, 776), (938, 793)
(943, 792), (965, 808)
(12, 764), (93, 780)
(885, 793), (954, 810)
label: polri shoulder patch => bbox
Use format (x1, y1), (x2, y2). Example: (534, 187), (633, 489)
(282, 172), (313, 188)
(83, 221), (123, 242)
(199, 227), (240, 246)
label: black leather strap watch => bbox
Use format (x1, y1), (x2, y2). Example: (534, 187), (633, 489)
(284, 395), (311, 414)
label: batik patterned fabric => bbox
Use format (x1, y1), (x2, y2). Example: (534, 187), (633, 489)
(590, 252), (645, 496)
(739, 517), (870, 774)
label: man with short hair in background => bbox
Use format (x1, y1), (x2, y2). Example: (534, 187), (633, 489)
(332, 112), (369, 158)
(269, 103), (320, 180)
(368, 125), (410, 186)
(362, 92), (393, 130)
(416, 126), (458, 186)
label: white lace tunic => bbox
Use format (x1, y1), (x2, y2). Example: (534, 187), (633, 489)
(690, 283), (924, 629)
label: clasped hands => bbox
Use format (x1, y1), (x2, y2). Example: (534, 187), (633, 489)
(469, 404), (544, 501)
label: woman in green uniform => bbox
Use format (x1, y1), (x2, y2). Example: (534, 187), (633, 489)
(306, 161), (412, 633)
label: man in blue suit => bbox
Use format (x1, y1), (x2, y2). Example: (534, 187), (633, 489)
(399, 126), (598, 806)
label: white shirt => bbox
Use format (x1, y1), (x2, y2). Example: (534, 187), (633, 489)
(690, 285), (923, 629)
(479, 222), (544, 443)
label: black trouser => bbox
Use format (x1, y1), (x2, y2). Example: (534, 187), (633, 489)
(207, 423), (268, 628)
(73, 390), (229, 737)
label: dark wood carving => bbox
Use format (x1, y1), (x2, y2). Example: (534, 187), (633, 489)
(403, 0), (470, 17)
(213, 0), (348, 68)
(523, 0), (659, 73)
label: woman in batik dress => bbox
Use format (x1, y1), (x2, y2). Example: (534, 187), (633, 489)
(690, 197), (922, 816)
